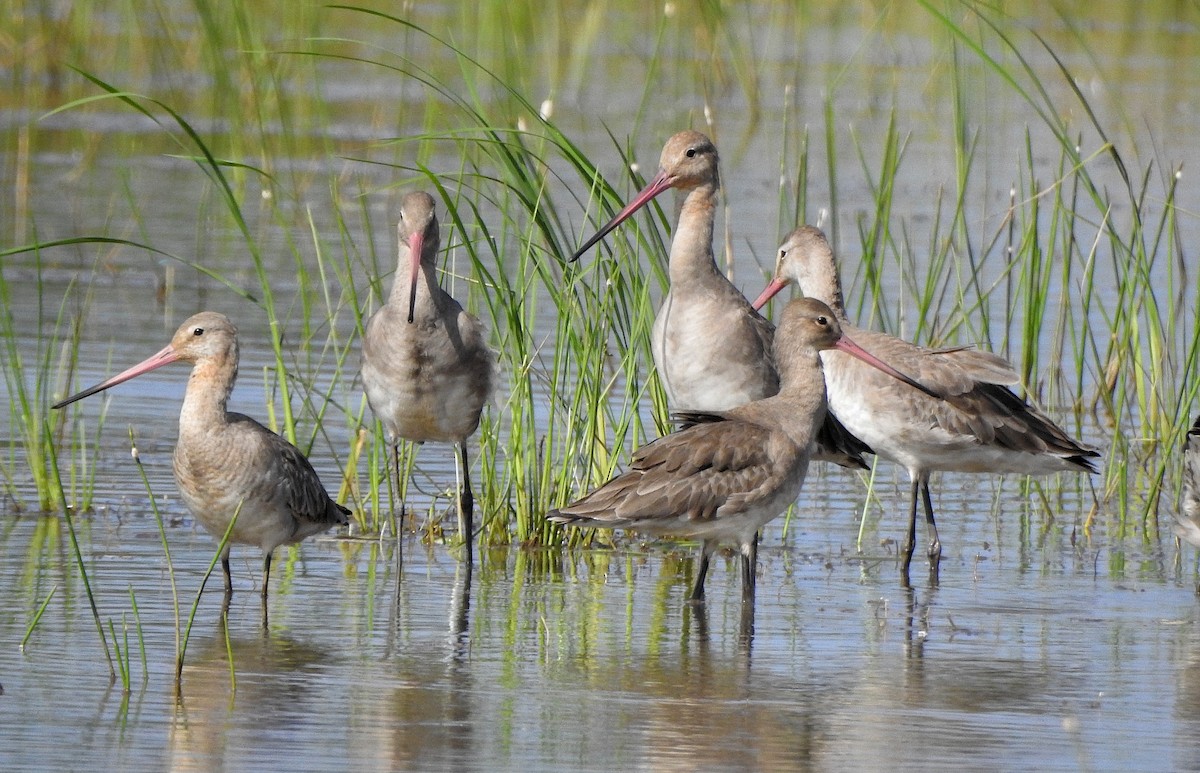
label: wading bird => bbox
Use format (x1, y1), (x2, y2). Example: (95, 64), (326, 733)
(53, 311), (350, 609)
(570, 130), (870, 468)
(752, 226), (1100, 580)
(549, 297), (940, 605)
(361, 191), (495, 561)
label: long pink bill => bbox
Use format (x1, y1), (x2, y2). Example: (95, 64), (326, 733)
(751, 277), (789, 311)
(833, 335), (944, 400)
(405, 227), (425, 325)
(568, 168), (676, 262)
(52, 343), (181, 409)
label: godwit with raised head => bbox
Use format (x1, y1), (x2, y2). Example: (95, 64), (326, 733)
(570, 130), (870, 469)
(549, 297), (940, 604)
(1172, 415), (1200, 550)
(53, 311), (350, 604)
(361, 191), (495, 561)
(752, 225), (1100, 579)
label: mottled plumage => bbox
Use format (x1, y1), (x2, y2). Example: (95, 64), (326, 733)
(550, 297), (938, 605)
(361, 191), (495, 557)
(752, 225), (1099, 578)
(570, 130), (869, 469)
(53, 312), (350, 603)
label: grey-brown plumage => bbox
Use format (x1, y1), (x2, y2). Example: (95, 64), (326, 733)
(752, 225), (1099, 579)
(549, 297), (939, 605)
(570, 130), (869, 469)
(1173, 415), (1200, 549)
(53, 311), (350, 603)
(361, 191), (495, 559)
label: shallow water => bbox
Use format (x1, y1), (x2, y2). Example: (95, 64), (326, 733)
(2, 498), (1200, 771)
(4, 2), (1200, 771)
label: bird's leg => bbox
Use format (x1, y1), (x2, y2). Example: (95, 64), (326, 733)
(221, 548), (234, 598)
(688, 540), (715, 602)
(392, 442), (404, 574)
(456, 443), (475, 564)
(751, 531), (759, 575)
(740, 534), (758, 605)
(260, 550), (273, 629)
(921, 478), (942, 579)
(901, 478), (920, 582)
(261, 550), (272, 604)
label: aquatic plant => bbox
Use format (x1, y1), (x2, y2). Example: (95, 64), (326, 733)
(1, 1), (1195, 570)
(0, 251), (102, 511)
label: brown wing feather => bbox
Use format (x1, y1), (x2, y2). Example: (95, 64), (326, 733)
(231, 413), (351, 527)
(938, 385), (1098, 467)
(550, 421), (781, 528)
(846, 327), (1019, 396)
(835, 327), (1095, 466)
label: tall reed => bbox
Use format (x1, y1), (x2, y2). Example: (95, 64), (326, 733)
(12, 2), (1197, 560)
(916, 2), (1197, 534)
(306, 9), (674, 544)
(0, 250), (99, 511)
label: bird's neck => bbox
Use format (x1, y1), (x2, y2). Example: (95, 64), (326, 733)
(179, 354), (236, 432)
(667, 182), (722, 287)
(797, 254), (848, 321)
(776, 350), (829, 439)
(389, 253), (447, 320)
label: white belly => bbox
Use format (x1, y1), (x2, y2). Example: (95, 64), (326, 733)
(823, 351), (1079, 476)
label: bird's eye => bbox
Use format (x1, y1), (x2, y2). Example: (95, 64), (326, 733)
(685, 147), (697, 158)
(192, 327), (204, 336)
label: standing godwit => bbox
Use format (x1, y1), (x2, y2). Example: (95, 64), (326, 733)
(570, 130), (869, 467)
(752, 226), (1100, 579)
(53, 311), (350, 605)
(361, 191), (495, 561)
(549, 297), (939, 604)
(1172, 415), (1200, 550)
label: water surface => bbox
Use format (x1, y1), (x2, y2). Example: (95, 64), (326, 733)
(2, 507), (1199, 770)
(3, 2), (1200, 770)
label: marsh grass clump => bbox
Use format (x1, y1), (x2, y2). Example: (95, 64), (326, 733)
(309, 10), (676, 544)
(0, 252), (104, 512)
(3, 3), (1196, 572)
(910, 5), (1199, 535)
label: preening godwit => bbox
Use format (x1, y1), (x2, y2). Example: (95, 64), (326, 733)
(752, 226), (1100, 579)
(361, 191), (495, 561)
(53, 311), (350, 604)
(570, 130), (870, 469)
(549, 297), (939, 604)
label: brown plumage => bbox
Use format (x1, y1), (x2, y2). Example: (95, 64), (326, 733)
(549, 297), (939, 605)
(361, 191), (495, 560)
(570, 130), (870, 469)
(53, 312), (350, 604)
(752, 225), (1099, 579)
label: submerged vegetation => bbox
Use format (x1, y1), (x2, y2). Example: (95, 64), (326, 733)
(1, 1), (1198, 607)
